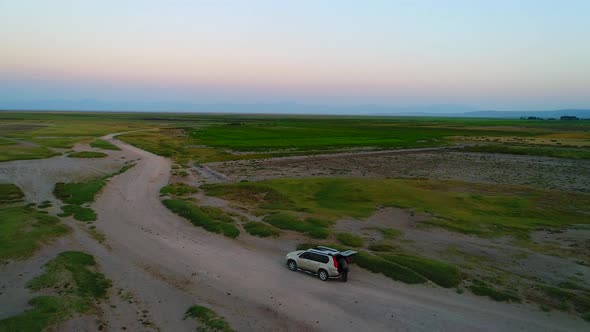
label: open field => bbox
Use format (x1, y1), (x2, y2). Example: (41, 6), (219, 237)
(1, 112), (589, 331)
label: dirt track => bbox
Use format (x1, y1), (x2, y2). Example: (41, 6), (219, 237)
(69, 135), (586, 331)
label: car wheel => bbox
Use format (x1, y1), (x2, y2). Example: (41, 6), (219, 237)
(287, 260), (297, 271)
(318, 269), (329, 281)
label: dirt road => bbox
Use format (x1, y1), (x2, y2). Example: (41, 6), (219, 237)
(81, 135), (586, 331)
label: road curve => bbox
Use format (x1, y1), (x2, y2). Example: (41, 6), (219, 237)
(87, 134), (586, 331)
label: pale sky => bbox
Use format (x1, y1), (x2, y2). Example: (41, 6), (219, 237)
(1, 0), (589, 111)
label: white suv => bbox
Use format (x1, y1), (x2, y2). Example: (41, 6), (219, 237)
(285, 246), (356, 281)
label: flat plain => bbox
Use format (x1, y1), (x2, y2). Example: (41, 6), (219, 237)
(0, 111), (589, 331)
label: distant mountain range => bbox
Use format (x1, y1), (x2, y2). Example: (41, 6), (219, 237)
(0, 99), (588, 118)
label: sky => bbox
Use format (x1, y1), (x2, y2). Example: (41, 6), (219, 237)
(1, 0), (589, 112)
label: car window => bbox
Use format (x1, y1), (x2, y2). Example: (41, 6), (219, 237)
(300, 252), (311, 259)
(310, 253), (329, 263)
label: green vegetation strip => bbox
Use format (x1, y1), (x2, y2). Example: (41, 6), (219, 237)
(67, 151), (108, 158)
(184, 305), (234, 332)
(0, 206), (69, 261)
(0, 183), (24, 204)
(244, 222), (281, 237)
(0, 251), (111, 332)
(160, 183), (198, 196)
(469, 280), (520, 302)
(262, 212), (331, 239)
(163, 199), (239, 238)
(89, 139), (121, 150)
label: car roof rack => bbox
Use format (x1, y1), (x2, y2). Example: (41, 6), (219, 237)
(308, 246), (357, 257)
(315, 246), (339, 253)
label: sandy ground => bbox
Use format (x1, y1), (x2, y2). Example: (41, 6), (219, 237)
(1, 136), (589, 331)
(205, 149), (590, 193)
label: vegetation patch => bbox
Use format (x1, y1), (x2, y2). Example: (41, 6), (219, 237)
(68, 151), (108, 158)
(0, 144), (60, 162)
(54, 164), (135, 205)
(262, 212), (331, 239)
(379, 254), (461, 288)
(160, 183), (198, 196)
(89, 139), (121, 150)
(162, 199), (239, 238)
(0, 183), (25, 204)
(355, 252), (428, 284)
(539, 285), (590, 314)
(60, 204), (97, 222)
(368, 243), (397, 252)
(203, 183), (296, 211)
(0, 251), (111, 331)
(469, 280), (520, 302)
(244, 222), (281, 237)
(336, 232), (364, 247)
(208, 178), (590, 240)
(0, 206), (69, 261)
(184, 305), (234, 332)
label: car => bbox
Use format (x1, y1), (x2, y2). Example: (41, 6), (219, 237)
(285, 246), (357, 281)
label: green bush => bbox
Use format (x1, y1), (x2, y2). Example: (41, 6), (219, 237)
(163, 199), (239, 238)
(336, 233), (364, 247)
(244, 222), (281, 237)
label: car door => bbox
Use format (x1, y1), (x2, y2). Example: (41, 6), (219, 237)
(297, 252), (314, 271)
(307, 253), (325, 273)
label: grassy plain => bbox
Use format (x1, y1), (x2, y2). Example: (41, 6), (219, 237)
(2, 112), (589, 163)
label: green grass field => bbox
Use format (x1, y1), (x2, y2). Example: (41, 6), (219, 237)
(2, 112), (589, 163)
